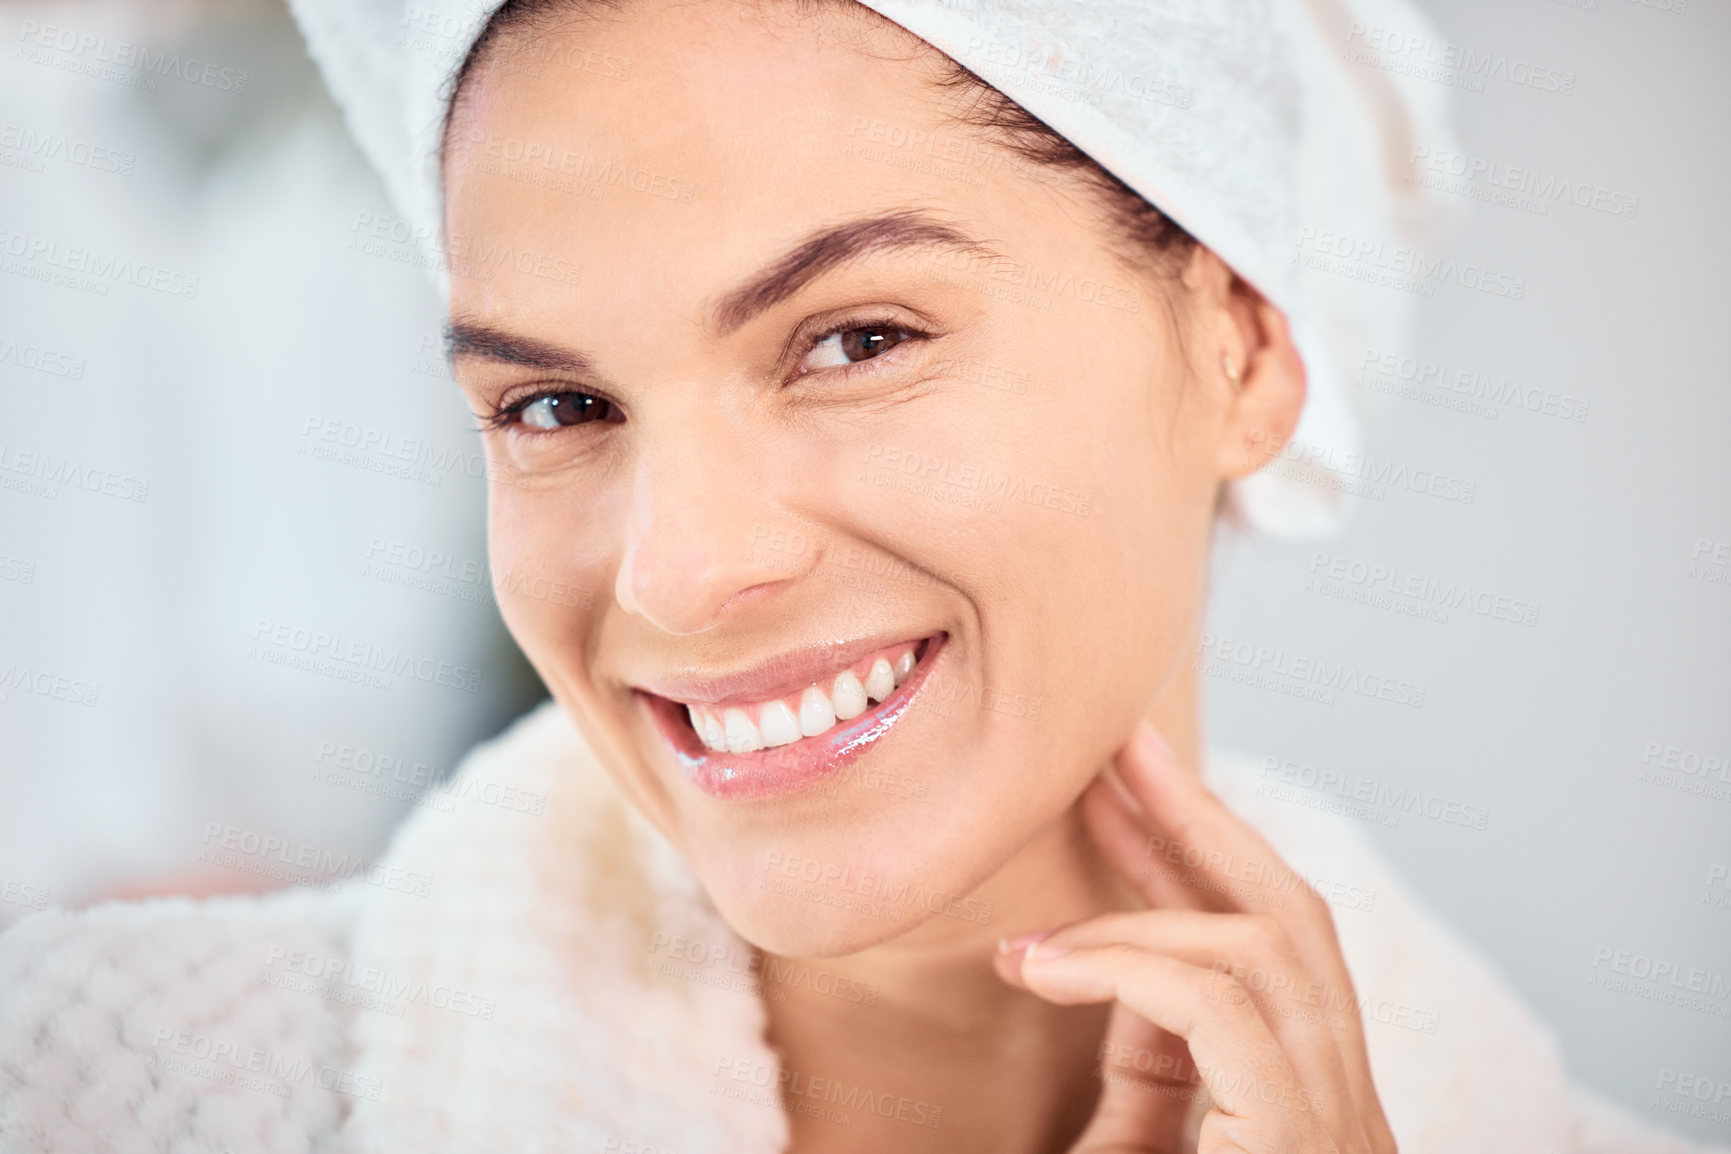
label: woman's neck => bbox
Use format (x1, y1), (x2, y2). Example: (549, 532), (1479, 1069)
(760, 681), (1203, 1153)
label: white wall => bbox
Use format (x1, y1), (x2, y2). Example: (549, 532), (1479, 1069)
(0, 0), (543, 917)
(1206, 0), (1731, 1139)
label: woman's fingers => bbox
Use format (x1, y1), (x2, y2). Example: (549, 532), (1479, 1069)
(1088, 760), (1351, 993)
(1012, 942), (1341, 1151)
(1113, 724), (1347, 973)
(1076, 1003), (1204, 1152)
(1006, 910), (1370, 1147)
(1081, 774), (1226, 913)
(1108, 721), (1397, 1153)
(987, 963), (1200, 1154)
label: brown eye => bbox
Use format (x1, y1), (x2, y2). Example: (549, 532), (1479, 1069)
(518, 392), (618, 428)
(840, 325), (907, 361)
(800, 324), (915, 374)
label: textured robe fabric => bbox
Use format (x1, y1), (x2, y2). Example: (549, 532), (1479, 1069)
(0, 701), (1720, 1153)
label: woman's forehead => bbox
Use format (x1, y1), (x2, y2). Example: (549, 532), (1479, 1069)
(449, 0), (944, 149)
(438, 7), (1042, 337)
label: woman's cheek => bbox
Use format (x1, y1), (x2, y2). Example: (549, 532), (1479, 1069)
(486, 477), (611, 661)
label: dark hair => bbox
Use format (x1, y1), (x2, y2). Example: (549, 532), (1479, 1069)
(441, 0), (1198, 282)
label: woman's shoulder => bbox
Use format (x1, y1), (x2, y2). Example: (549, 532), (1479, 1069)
(0, 885), (362, 1148)
(0, 703), (588, 1151)
(0, 705), (584, 1150)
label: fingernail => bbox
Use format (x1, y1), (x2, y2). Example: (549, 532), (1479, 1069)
(1102, 767), (1143, 813)
(1139, 721), (1175, 764)
(1024, 939), (1072, 964)
(997, 930), (1050, 955)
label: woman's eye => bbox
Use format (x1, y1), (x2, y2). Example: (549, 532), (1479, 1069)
(799, 324), (913, 374)
(516, 392), (616, 429)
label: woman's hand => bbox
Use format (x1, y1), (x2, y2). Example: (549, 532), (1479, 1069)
(993, 722), (1398, 1154)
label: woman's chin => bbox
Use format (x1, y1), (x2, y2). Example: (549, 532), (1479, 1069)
(684, 827), (991, 959)
(705, 884), (936, 960)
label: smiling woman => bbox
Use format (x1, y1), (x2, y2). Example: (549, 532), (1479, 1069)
(434, 0), (1307, 979)
(0, 1), (1718, 1153)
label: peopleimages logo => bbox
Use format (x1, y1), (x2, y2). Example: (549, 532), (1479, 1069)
(199, 822), (434, 897)
(0, 227), (200, 299)
(1295, 227), (1526, 301)
(454, 128), (696, 205)
(1258, 758), (1491, 831)
(0, 878), (50, 911)
(1636, 739), (1731, 804)
(1343, 22), (1577, 96)
(1268, 435), (1478, 505)
(1588, 946), (1731, 1017)
(299, 414), (489, 489)
(0, 443), (150, 503)
(712, 1056), (944, 1129)
(758, 851), (993, 925)
(1356, 346), (1590, 424)
(0, 335), (86, 379)
(1193, 632), (1428, 709)
(647, 932), (880, 1007)
(0, 662), (101, 708)
(248, 618), (483, 694)
(15, 20), (250, 92)
(263, 945), (497, 1020)
(1408, 145), (1640, 220)
(1657, 1069), (1730, 1105)
(861, 443), (1093, 517)
(148, 1028), (379, 1101)
(0, 121), (135, 175)
(1308, 550), (1541, 628)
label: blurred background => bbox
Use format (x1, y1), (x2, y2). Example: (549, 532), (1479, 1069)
(0, 0), (1725, 1142)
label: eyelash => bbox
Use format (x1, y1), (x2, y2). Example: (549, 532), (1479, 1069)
(476, 390), (615, 434)
(795, 312), (929, 380)
(477, 312), (929, 433)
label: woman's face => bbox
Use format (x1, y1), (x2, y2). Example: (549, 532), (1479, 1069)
(444, 0), (1287, 956)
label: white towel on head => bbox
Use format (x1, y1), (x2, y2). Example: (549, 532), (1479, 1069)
(286, 0), (1458, 540)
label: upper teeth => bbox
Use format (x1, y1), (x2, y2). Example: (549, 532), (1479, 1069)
(683, 645), (921, 754)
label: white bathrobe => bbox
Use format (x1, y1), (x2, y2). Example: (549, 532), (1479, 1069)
(0, 701), (1717, 1153)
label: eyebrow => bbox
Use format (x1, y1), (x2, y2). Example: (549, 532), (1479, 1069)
(446, 209), (995, 369)
(710, 209), (995, 333)
(446, 322), (595, 374)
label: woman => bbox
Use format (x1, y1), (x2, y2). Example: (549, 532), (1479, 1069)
(0, 1), (1713, 1151)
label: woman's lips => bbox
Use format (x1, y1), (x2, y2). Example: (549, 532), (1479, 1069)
(684, 637), (923, 754)
(639, 633), (946, 800)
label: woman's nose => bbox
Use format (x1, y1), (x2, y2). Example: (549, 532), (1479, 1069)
(612, 425), (808, 636)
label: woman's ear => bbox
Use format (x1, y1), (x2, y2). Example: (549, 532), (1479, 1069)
(1183, 251), (1308, 481)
